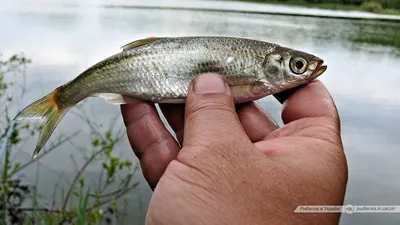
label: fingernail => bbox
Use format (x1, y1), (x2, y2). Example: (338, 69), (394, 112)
(193, 74), (226, 94)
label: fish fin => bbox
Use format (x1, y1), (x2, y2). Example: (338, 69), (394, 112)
(121, 37), (165, 51)
(158, 98), (186, 104)
(13, 87), (70, 159)
(92, 93), (127, 105)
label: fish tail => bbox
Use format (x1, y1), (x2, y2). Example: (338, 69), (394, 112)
(13, 87), (70, 159)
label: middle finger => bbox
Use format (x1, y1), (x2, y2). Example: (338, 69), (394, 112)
(236, 101), (279, 142)
(159, 104), (185, 144)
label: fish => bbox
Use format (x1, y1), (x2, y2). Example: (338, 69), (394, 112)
(13, 36), (327, 159)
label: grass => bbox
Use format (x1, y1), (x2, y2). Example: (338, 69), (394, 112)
(351, 20), (400, 49)
(237, 0), (400, 16)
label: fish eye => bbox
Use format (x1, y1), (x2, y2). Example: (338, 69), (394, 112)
(290, 57), (307, 74)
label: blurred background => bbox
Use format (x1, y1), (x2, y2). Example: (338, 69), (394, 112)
(0, 0), (399, 224)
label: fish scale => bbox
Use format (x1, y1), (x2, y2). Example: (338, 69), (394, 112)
(12, 36), (327, 158)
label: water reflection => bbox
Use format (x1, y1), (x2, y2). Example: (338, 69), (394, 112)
(1, 2), (400, 224)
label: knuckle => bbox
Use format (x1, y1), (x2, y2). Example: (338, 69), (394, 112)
(313, 123), (342, 147)
(143, 135), (173, 157)
(188, 98), (234, 114)
(186, 100), (238, 125)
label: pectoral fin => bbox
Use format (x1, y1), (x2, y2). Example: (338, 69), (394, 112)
(92, 93), (127, 104)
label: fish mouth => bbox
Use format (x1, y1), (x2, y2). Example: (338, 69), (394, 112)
(311, 59), (327, 79)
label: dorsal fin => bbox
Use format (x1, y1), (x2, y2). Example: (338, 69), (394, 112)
(121, 37), (164, 51)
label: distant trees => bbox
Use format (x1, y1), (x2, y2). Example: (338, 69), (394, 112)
(271, 0), (400, 10)
(376, 0), (400, 9)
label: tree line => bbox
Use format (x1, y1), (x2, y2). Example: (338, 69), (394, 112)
(276, 0), (400, 10)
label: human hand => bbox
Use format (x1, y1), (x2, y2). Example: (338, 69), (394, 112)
(120, 73), (348, 225)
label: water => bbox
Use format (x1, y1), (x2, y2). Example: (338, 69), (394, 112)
(1, 0), (400, 224)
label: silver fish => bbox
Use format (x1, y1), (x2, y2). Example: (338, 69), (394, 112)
(13, 36), (327, 158)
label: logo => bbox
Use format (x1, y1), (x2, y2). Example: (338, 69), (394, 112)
(344, 204), (354, 214)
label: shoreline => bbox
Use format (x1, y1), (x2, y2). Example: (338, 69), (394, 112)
(102, 4), (400, 22)
(4, 0), (400, 22)
(237, 0), (400, 16)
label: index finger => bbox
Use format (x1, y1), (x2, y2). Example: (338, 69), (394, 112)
(120, 98), (180, 189)
(277, 80), (339, 124)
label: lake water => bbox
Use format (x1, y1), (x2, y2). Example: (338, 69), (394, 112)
(1, 0), (400, 224)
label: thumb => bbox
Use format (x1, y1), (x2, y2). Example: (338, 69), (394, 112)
(182, 73), (251, 150)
